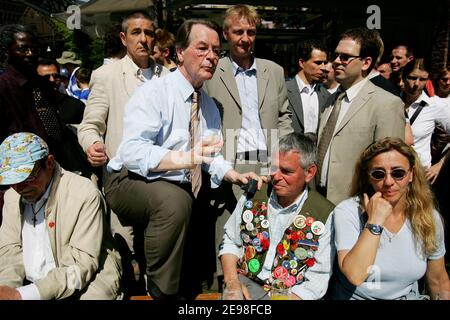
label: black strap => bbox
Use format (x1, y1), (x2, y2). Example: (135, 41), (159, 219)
(409, 101), (426, 125)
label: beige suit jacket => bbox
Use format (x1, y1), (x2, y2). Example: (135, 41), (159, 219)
(318, 80), (405, 205)
(0, 166), (122, 300)
(203, 57), (292, 164)
(77, 55), (169, 159)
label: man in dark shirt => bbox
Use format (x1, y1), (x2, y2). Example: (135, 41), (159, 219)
(0, 24), (90, 178)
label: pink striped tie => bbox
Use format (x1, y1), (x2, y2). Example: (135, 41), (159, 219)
(190, 90), (202, 198)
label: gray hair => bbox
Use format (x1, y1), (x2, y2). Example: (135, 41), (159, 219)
(278, 132), (317, 169)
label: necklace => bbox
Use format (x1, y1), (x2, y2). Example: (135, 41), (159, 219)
(31, 198), (48, 227)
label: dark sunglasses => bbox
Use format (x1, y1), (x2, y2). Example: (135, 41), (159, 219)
(368, 168), (409, 181)
(331, 52), (362, 64)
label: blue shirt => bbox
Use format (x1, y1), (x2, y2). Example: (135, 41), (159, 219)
(108, 69), (232, 188)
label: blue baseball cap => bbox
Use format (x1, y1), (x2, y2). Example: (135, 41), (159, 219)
(0, 132), (49, 185)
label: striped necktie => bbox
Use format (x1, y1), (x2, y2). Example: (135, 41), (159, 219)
(317, 91), (346, 174)
(190, 90), (202, 198)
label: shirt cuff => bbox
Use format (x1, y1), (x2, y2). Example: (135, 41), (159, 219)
(207, 155), (233, 188)
(218, 245), (242, 260)
(17, 284), (41, 300)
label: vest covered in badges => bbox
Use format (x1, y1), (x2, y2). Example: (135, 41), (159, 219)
(237, 189), (334, 288)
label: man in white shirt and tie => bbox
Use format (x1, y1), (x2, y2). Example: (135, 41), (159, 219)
(104, 19), (263, 300)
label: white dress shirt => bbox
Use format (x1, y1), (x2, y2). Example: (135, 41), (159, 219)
(108, 69), (232, 188)
(17, 179), (56, 300)
(295, 75), (319, 133)
(219, 188), (335, 300)
(231, 58), (268, 153)
(408, 92), (450, 168)
(320, 78), (369, 187)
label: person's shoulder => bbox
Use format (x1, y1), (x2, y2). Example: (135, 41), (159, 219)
(334, 196), (361, 216)
(256, 58), (283, 72)
(307, 190), (335, 211)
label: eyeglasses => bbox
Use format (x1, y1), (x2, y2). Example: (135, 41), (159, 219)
(24, 164), (42, 182)
(194, 46), (221, 58)
(331, 52), (362, 64)
(368, 168), (409, 181)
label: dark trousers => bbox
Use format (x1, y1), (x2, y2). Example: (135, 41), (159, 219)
(104, 168), (193, 295)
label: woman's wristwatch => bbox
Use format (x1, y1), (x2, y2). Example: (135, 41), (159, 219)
(366, 223), (383, 235)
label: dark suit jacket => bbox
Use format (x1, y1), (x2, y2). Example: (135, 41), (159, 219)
(286, 78), (331, 134)
(369, 74), (401, 97)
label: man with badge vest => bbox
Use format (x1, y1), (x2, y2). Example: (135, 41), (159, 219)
(219, 132), (335, 300)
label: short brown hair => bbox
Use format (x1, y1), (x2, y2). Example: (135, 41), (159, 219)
(223, 4), (260, 30)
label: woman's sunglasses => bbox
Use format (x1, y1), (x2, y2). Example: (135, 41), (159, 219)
(368, 168), (409, 181)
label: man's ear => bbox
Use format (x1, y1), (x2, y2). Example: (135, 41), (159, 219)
(119, 32), (127, 47)
(408, 55), (414, 63)
(176, 47), (184, 65)
(222, 29), (229, 41)
(304, 164), (317, 184)
(163, 47), (170, 59)
(361, 56), (373, 72)
(298, 58), (305, 70)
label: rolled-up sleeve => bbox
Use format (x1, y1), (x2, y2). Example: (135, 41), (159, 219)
(218, 195), (246, 259)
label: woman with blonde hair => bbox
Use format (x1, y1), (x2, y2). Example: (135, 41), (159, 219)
(330, 137), (449, 300)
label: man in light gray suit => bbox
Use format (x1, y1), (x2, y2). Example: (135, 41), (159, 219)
(286, 39), (330, 134)
(202, 4), (292, 290)
(317, 28), (405, 205)
(77, 10), (168, 295)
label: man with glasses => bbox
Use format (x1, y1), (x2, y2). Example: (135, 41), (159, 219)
(37, 58), (86, 125)
(77, 11), (169, 295)
(203, 4), (292, 292)
(0, 132), (121, 300)
(0, 24), (91, 179)
(316, 27), (405, 205)
(104, 19), (263, 300)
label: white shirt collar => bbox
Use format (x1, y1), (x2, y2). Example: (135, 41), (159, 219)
(269, 187), (308, 212)
(345, 77), (369, 102)
(295, 74), (316, 95)
(230, 56), (257, 76)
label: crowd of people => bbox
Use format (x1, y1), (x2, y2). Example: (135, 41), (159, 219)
(0, 4), (449, 300)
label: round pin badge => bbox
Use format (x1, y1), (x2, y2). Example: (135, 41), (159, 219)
(306, 216), (315, 226)
(243, 210), (254, 223)
(246, 223), (254, 231)
(244, 200), (253, 209)
(248, 259), (260, 273)
(293, 215), (307, 229)
(261, 219), (270, 229)
(289, 259), (298, 269)
(311, 221), (325, 236)
(241, 233), (251, 243)
(246, 246), (256, 259)
(252, 238), (261, 247)
(262, 231), (269, 239)
(259, 215), (265, 221)
(307, 249), (315, 258)
(294, 247), (308, 260)
(306, 232), (313, 240)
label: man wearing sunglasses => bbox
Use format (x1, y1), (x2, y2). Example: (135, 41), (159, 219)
(0, 132), (121, 300)
(316, 27), (405, 205)
(36, 58), (86, 126)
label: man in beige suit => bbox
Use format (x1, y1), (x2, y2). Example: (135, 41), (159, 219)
(77, 10), (168, 295)
(202, 4), (292, 290)
(317, 28), (405, 205)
